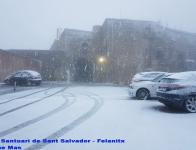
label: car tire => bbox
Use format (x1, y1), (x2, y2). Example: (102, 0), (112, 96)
(184, 96), (196, 113)
(136, 88), (150, 100)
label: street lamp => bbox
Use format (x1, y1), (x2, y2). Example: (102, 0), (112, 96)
(97, 56), (107, 78)
(98, 56), (106, 64)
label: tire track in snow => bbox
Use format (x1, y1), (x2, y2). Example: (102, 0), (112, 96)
(0, 93), (77, 137)
(0, 87), (67, 117)
(0, 88), (52, 105)
(24, 92), (104, 150)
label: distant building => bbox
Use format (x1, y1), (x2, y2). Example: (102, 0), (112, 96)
(51, 18), (196, 84)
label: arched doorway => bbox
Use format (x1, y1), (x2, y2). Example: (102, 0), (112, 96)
(74, 57), (93, 82)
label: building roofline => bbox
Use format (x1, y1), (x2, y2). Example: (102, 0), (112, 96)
(0, 49), (42, 63)
(62, 28), (92, 33)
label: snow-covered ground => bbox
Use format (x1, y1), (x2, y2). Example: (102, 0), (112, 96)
(0, 85), (196, 150)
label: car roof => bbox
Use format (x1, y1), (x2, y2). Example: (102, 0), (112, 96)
(164, 71), (196, 80)
(136, 71), (167, 75)
(16, 70), (40, 75)
(132, 71), (167, 81)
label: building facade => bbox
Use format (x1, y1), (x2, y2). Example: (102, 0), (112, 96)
(51, 18), (196, 84)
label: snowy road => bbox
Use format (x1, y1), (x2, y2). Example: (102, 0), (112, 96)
(0, 85), (196, 150)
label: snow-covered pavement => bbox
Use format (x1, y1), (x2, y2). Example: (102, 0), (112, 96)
(0, 85), (196, 150)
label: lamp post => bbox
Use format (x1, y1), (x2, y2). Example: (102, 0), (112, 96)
(98, 56), (106, 71)
(97, 56), (107, 82)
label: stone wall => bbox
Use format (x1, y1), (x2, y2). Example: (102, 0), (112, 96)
(8, 50), (69, 81)
(0, 49), (41, 81)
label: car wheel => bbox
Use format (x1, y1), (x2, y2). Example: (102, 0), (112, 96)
(184, 96), (196, 113)
(136, 88), (150, 100)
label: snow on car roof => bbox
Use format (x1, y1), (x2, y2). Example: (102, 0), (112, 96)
(134, 71), (166, 77)
(165, 71), (196, 80)
(133, 71), (166, 78)
(138, 71), (166, 74)
(19, 70), (40, 76)
(132, 71), (167, 82)
(24, 70), (40, 75)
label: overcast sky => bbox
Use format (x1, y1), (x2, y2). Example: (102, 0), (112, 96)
(0, 0), (196, 50)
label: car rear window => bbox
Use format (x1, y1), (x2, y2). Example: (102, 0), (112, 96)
(143, 73), (160, 78)
(160, 78), (180, 83)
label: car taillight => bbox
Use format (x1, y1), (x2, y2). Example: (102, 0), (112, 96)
(159, 84), (186, 91)
(169, 85), (185, 90)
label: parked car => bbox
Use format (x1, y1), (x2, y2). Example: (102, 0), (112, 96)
(157, 71), (196, 113)
(4, 70), (42, 86)
(129, 71), (169, 100)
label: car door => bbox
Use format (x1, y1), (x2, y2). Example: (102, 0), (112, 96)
(151, 82), (162, 97)
(20, 72), (30, 85)
(150, 75), (167, 97)
(13, 72), (23, 85)
(146, 81), (159, 97)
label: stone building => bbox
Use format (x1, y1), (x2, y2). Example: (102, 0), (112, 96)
(51, 29), (94, 82)
(92, 19), (196, 83)
(51, 18), (196, 84)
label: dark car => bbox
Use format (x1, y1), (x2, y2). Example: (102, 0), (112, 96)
(4, 70), (42, 86)
(157, 71), (196, 113)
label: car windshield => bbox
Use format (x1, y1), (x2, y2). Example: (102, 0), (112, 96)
(142, 73), (162, 78)
(133, 72), (164, 82)
(152, 74), (166, 82)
